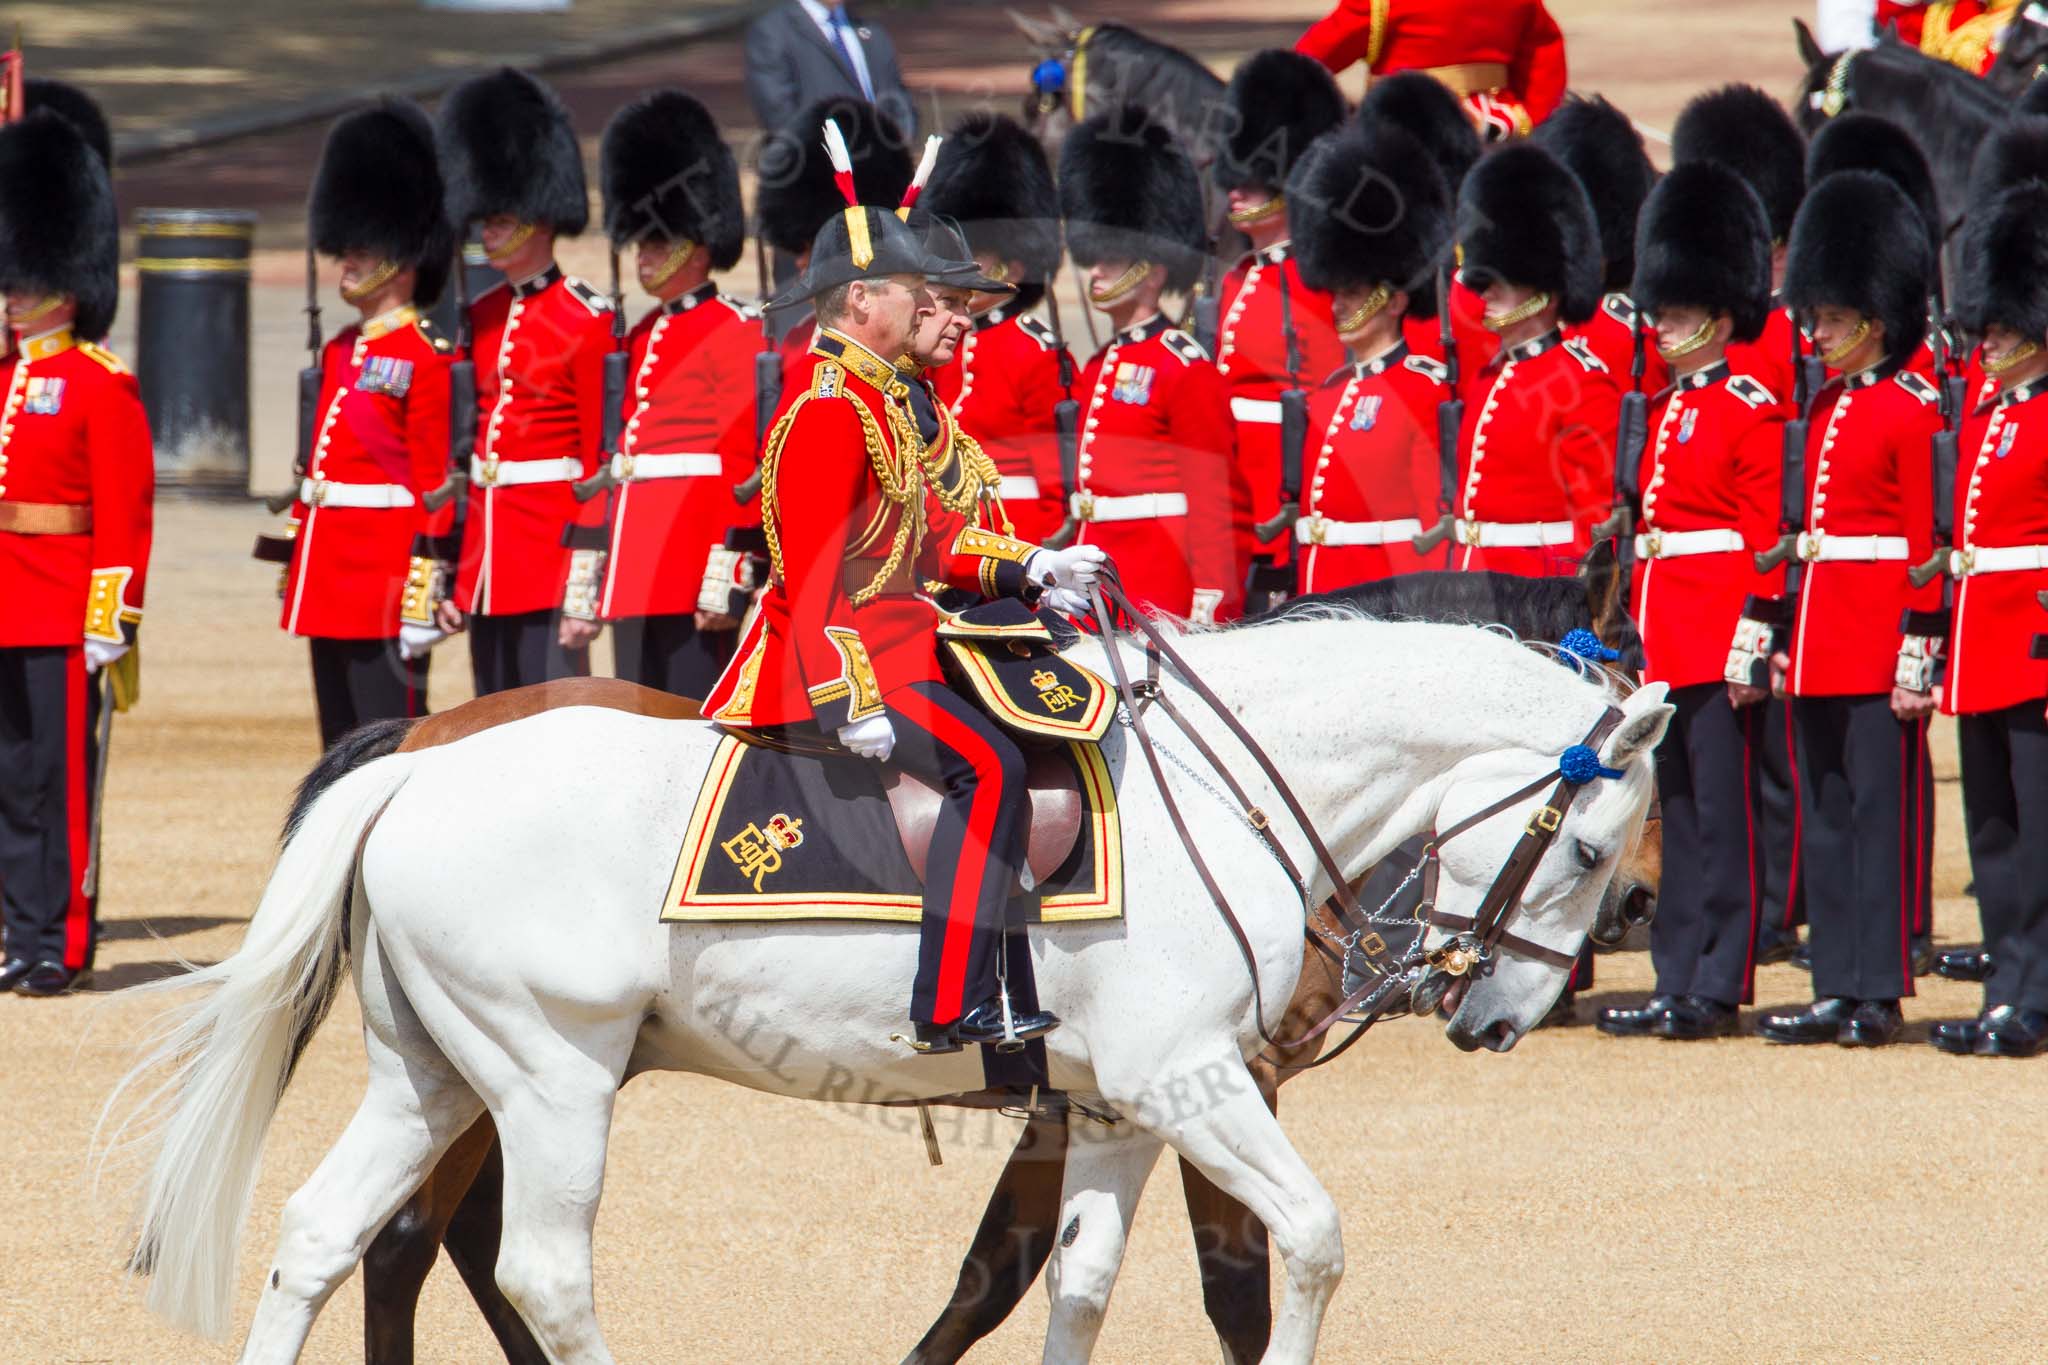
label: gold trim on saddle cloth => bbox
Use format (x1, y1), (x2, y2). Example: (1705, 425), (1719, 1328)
(940, 639), (1115, 742)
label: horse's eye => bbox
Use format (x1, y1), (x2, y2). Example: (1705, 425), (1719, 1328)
(1573, 839), (1602, 869)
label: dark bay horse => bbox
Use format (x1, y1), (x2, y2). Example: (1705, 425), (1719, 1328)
(1011, 8), (1230, 169)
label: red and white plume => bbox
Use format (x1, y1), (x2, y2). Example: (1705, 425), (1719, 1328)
(900, 135), (943, 212)
(822, 119), (858, 207)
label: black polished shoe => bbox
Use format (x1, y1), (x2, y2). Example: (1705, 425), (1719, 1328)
(1933, 949), (1994, 983)
(1910, 937), (1935, 978)
(953, 998), (1059, 1053)
(1788, 942), (1812, 972)
(1977, 1008), (2048, 1058)
(1535, 990), (1577, 1029)
(1757, 997), (1857, 1045)
(1840, 999), (1903, 1048)
(1930, 1010), (1996, 1056)
(1658, 995), (1739, 1040)
(0, 956), (36, 992)
(1596, 995), (1677, 1037)
(13, 961), (86, 997)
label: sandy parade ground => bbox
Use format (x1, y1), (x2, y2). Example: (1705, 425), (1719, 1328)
(6, 1), (2046, 1361)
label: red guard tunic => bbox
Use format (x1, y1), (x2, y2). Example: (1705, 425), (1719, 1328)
(453, 267), (614, 617)
(1068, 315), (1242, 620)
(1786, 369), (1944, 696)
(0, 328), (154, 647)
(1876, 1), (2020, 74)
(600, 284), (762, 621)
(1216, 244), (1346, 559)
(1296, 343), (1449, 593)
(705, 329), (1044, 731)
(1404, 279), (1501, 398)
(1296, 0), (1568, 134)
(1727, 305), (1802, 419)
(1452, 330), (1620, 576)
(1943, 374), (2048, 714)
(1566, 293), (1670, 399)
(927, 304), (1071, 544)
(281, 305), (453, 638)
(1629, 363), (1784, 688)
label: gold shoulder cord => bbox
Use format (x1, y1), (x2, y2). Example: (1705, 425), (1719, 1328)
(1922, 1), (2016, 72)
(1367, 0), (1390, 67)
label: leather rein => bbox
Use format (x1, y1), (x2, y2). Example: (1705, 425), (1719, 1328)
(1084, 575), (1628, 1071)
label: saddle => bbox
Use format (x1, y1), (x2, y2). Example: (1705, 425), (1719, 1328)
(885, 749), (1082, 891)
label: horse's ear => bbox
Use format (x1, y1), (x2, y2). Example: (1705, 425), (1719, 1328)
(1049, 3), (1081, 35)
(1601, 682), (1674, 771)
(1794, 17), (1827, 68)
(1578, 539), (1625, 644)
(1010, 8), (1069, 51)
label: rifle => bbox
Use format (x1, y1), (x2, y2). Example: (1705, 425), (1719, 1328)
(1754, 317), (1815, 581)
(1412, 265), (1466, 554)
(1039, 276), (1086, 549)
(1910, 296), (1963, 589)
(1188, 183), (1224, 355)
(734, 233), (785, 506)
(1250, 262), (1309, 547)
(423, 236), (477, 512)
(571, 250), (631, 502)
(1589, 308), (1651, 561)
(264, 238), (322, 514)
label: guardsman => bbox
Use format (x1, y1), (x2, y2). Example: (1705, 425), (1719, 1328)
(1595, 162), (1783, 1041)
(1533, 94), (1670, 394)
(0, 105), (153, 996)
(920, 113), (1072, 545)
(1213, 51), (1348, 573)
(595, 91), (761, 699)
(276, 100), (455, 748)
(755, 97), (912, 377)
(1444, 143), (1619, 576)
(1286, 123), (1452, 593)
(701, 155), (1105, 1050)
(1747, 171), (1940, 1048)
(434, 68), (614, 696)
(1295, 0), (1567, 141)
(1926, 180), (2048, 1058)
(1057, 104), (1241, 622)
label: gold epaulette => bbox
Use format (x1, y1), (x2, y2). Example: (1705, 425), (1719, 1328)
(78, 341), (129, 374)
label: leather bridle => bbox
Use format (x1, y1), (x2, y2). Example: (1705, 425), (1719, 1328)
(1084, 574), (1634, 1069)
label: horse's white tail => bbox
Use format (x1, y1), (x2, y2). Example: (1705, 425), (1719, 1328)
(97, 751), (418, 1338)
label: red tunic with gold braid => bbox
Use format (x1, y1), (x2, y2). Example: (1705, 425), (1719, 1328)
(280, 305), (454, 639)
(0, 327), (153, 648)
(1295, 0), (1568, 136)
(1943, 374), (2048, 715)
(1876, 1), (2022, 74)
(453, 267), (614, 617)
(926, 305), (1071, 545)
(600, 284), (762, 621)
(1215, 243), (1346, 561)
(1296, 344), (1449, 593)
(704, 329), (1046, 732)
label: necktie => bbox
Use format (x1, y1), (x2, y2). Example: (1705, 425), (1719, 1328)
(829, 10), (874, 101)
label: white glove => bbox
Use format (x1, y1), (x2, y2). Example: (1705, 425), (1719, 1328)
(84, 639), (128, 673)
(1027, 544), (1108, 596)
(1043, 585), (1092, 617)
(1189, 589), (1223, 627)
(838, 714), (897, 762)
(398, 624), (447, 661)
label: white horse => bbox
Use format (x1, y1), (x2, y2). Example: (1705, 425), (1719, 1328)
(102, 613), (1670, 1364)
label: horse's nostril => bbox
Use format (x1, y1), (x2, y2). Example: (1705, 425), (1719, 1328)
(1623, 886), (1656, 928)
(1483, 1020), (1518, 1052)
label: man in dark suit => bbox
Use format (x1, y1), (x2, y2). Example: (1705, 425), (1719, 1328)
(744, 0), (917, 138)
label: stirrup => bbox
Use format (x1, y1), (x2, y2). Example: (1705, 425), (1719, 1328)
(890, 1021), (963, 1056)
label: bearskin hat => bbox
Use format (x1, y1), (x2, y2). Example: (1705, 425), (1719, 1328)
(1955, 181), (2048, 342)
(25, 78), (111, 167)
(0, 110), (118, 340)
(1355, 71), (1482, 192)
(600, 91), (744, 271)
(1805, 112), (1941, 252)
(1058, 104), (1207, 293)
(1455, 142), (1602, 324)
(756, 96), (911, 256)
(1785, 170), (1932, 371)
(1965, 114), (2048, 214)
(922, 113), (1062, 307)
(1671, 84), (1806, 242)
(1630, 161), (1773, 344)
(310, 99), (454, 308)
(436, 67), (588, 233)
(1530, 94), (1654, 294)
(1289, 124), (1452, 319)
(1215, 49), (1345, 193)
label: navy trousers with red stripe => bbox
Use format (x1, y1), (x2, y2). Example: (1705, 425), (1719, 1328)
(0, 645), (98, 970)
(1791, 695), (1919, 1002)
(309, 637), (429, 750)
(883, 681), (1028, 1026)
(1650, 683), (1764, 1007)
(1957, 702), (2048, 1014)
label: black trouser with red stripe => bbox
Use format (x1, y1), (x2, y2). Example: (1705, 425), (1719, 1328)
(1910, 724), (1935, 941)
(1756, 698), (1805, 943)
(1957, 702), (2048, 1013)
(883, 681), (1028, 1027)
(1650, 683), (1764, 1007)
(0, 645), (99, 970)
(1791, 695), (1920, 1002)
(467, 610), (590, 697)
(610, 614), (735, 700)
(309, 637), (429, 750)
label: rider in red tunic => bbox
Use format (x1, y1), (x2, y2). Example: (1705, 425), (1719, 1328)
(1875, 1), (2023, 73)
(703, 154), (1105, 1050)
(595, 92), (761, 699)
(1286, 122), (1453, 593)
(1295, 0), (1568, 140)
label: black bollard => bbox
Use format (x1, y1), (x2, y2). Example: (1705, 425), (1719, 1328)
(135, 208), (257, 496)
